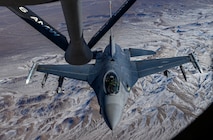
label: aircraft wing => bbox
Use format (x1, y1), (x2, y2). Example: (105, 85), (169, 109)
(134, 54), (201, 78)
(36, 64), (95, 82)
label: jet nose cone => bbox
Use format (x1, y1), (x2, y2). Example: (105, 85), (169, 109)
(104, 104), (122, 130)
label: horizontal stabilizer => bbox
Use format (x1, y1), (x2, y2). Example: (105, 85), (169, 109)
(0, 0), (58, 6)
(125, 48), (156, 57)
(92, 50), (103, 59)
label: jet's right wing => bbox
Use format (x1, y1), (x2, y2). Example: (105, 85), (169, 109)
(26, 63), (96, 84)
(134, 53), (202, 79)
(36, 64), (95, 81)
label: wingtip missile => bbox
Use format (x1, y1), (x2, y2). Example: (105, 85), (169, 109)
(26, 62), (38, 84)
(25, 79), (30, 85)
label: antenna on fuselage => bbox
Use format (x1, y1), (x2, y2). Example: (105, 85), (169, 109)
(109, 0), (116, 58)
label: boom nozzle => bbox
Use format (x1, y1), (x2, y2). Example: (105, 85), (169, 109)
(65, 39), (93, 65)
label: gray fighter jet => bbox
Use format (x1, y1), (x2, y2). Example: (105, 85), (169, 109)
(0, 0), (202, 130)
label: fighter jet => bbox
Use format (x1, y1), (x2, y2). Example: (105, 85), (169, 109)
(0, 0), (202, 130)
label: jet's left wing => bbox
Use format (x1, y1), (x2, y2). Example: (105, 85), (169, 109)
(133, 53), (202, 78)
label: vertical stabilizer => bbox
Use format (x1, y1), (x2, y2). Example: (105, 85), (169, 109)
(109, 1), (116, 58)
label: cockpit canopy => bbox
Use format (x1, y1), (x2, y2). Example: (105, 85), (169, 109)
(104, 72), (120, 95)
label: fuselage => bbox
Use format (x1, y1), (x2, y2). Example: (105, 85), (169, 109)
(89, 44), (137, 130)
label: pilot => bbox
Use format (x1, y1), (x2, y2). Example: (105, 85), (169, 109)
(106, 74), (119, 94)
